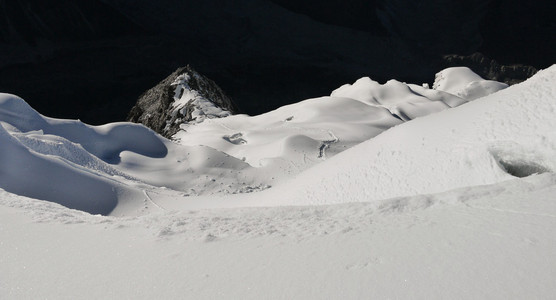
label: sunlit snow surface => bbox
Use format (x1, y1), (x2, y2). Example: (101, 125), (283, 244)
(1, 67), (510, 215)
(1, 66), (555, 299)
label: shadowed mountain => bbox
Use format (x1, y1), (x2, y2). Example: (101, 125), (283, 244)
(0, 0), (553, 124)
(0, 0), (142, 44)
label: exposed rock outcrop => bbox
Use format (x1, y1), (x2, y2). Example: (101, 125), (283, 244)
(440, 53), (538, 85)
(127, 66), (236, 138)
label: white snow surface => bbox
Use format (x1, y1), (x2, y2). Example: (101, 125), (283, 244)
(1, 66), (556, 299)
(0, 67), (508, 215)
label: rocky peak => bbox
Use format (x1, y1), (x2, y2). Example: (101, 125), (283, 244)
(127, 65), (236, 138)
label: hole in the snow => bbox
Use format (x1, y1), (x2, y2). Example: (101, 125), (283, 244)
(488, 142), (552, 178)
(496, 159), (550, 178)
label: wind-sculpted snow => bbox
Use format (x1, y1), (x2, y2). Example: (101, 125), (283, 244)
(0, 123), (121, 215)
(432, 66), (508, 100)
(174, 67), (500, 165)
(272, 65), (556, 206)
(0, 66), (538, 216)
(0, 94), (254, 215)
(1, 66), (556, 298)
(0, 94), (167, 162)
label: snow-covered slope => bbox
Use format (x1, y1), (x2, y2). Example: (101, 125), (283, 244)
(1, 67), (507, 215)
(174, 67), (504, 171)
(268, 65), (555, 206)
(1, 65), (555, 298)
(2, 171), (556, 299)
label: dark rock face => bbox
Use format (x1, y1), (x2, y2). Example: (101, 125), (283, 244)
(0, 0), (166, 124)
(0, 0), (553, 124)
(441, 53), (538, 85)
(479, 0), (555, 67)
(0, 0), (143, 44)
(376, 0), (489, 56)
(127, 66), (235, 138)
(269, 0), (387, 35)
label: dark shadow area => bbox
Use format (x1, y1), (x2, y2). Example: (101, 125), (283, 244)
(0, 0), (553, 125)
(497, 159), (550, 178)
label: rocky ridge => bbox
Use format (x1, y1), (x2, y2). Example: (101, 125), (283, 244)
(127, 66), (236, 138)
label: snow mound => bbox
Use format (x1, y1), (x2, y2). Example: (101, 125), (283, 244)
(0, 94), (167, 162)
(272, 65), (556, 206)
(0, 122), (123, 215)
(433, 66), (508, 100)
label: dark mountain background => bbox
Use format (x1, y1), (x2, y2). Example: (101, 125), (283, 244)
(0, 0), (554, 124)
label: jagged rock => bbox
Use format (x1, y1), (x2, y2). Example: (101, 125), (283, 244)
(127, 66), (236, 138)
(440, 53), (538, 85)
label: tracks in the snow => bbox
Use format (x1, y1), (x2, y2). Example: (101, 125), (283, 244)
(318, 130), (339, 159)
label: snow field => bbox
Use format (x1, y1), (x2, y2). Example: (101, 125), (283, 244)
(1, 65), (555, 299)
(2, 171), (556, 299)
(1, 67), (514, 215)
